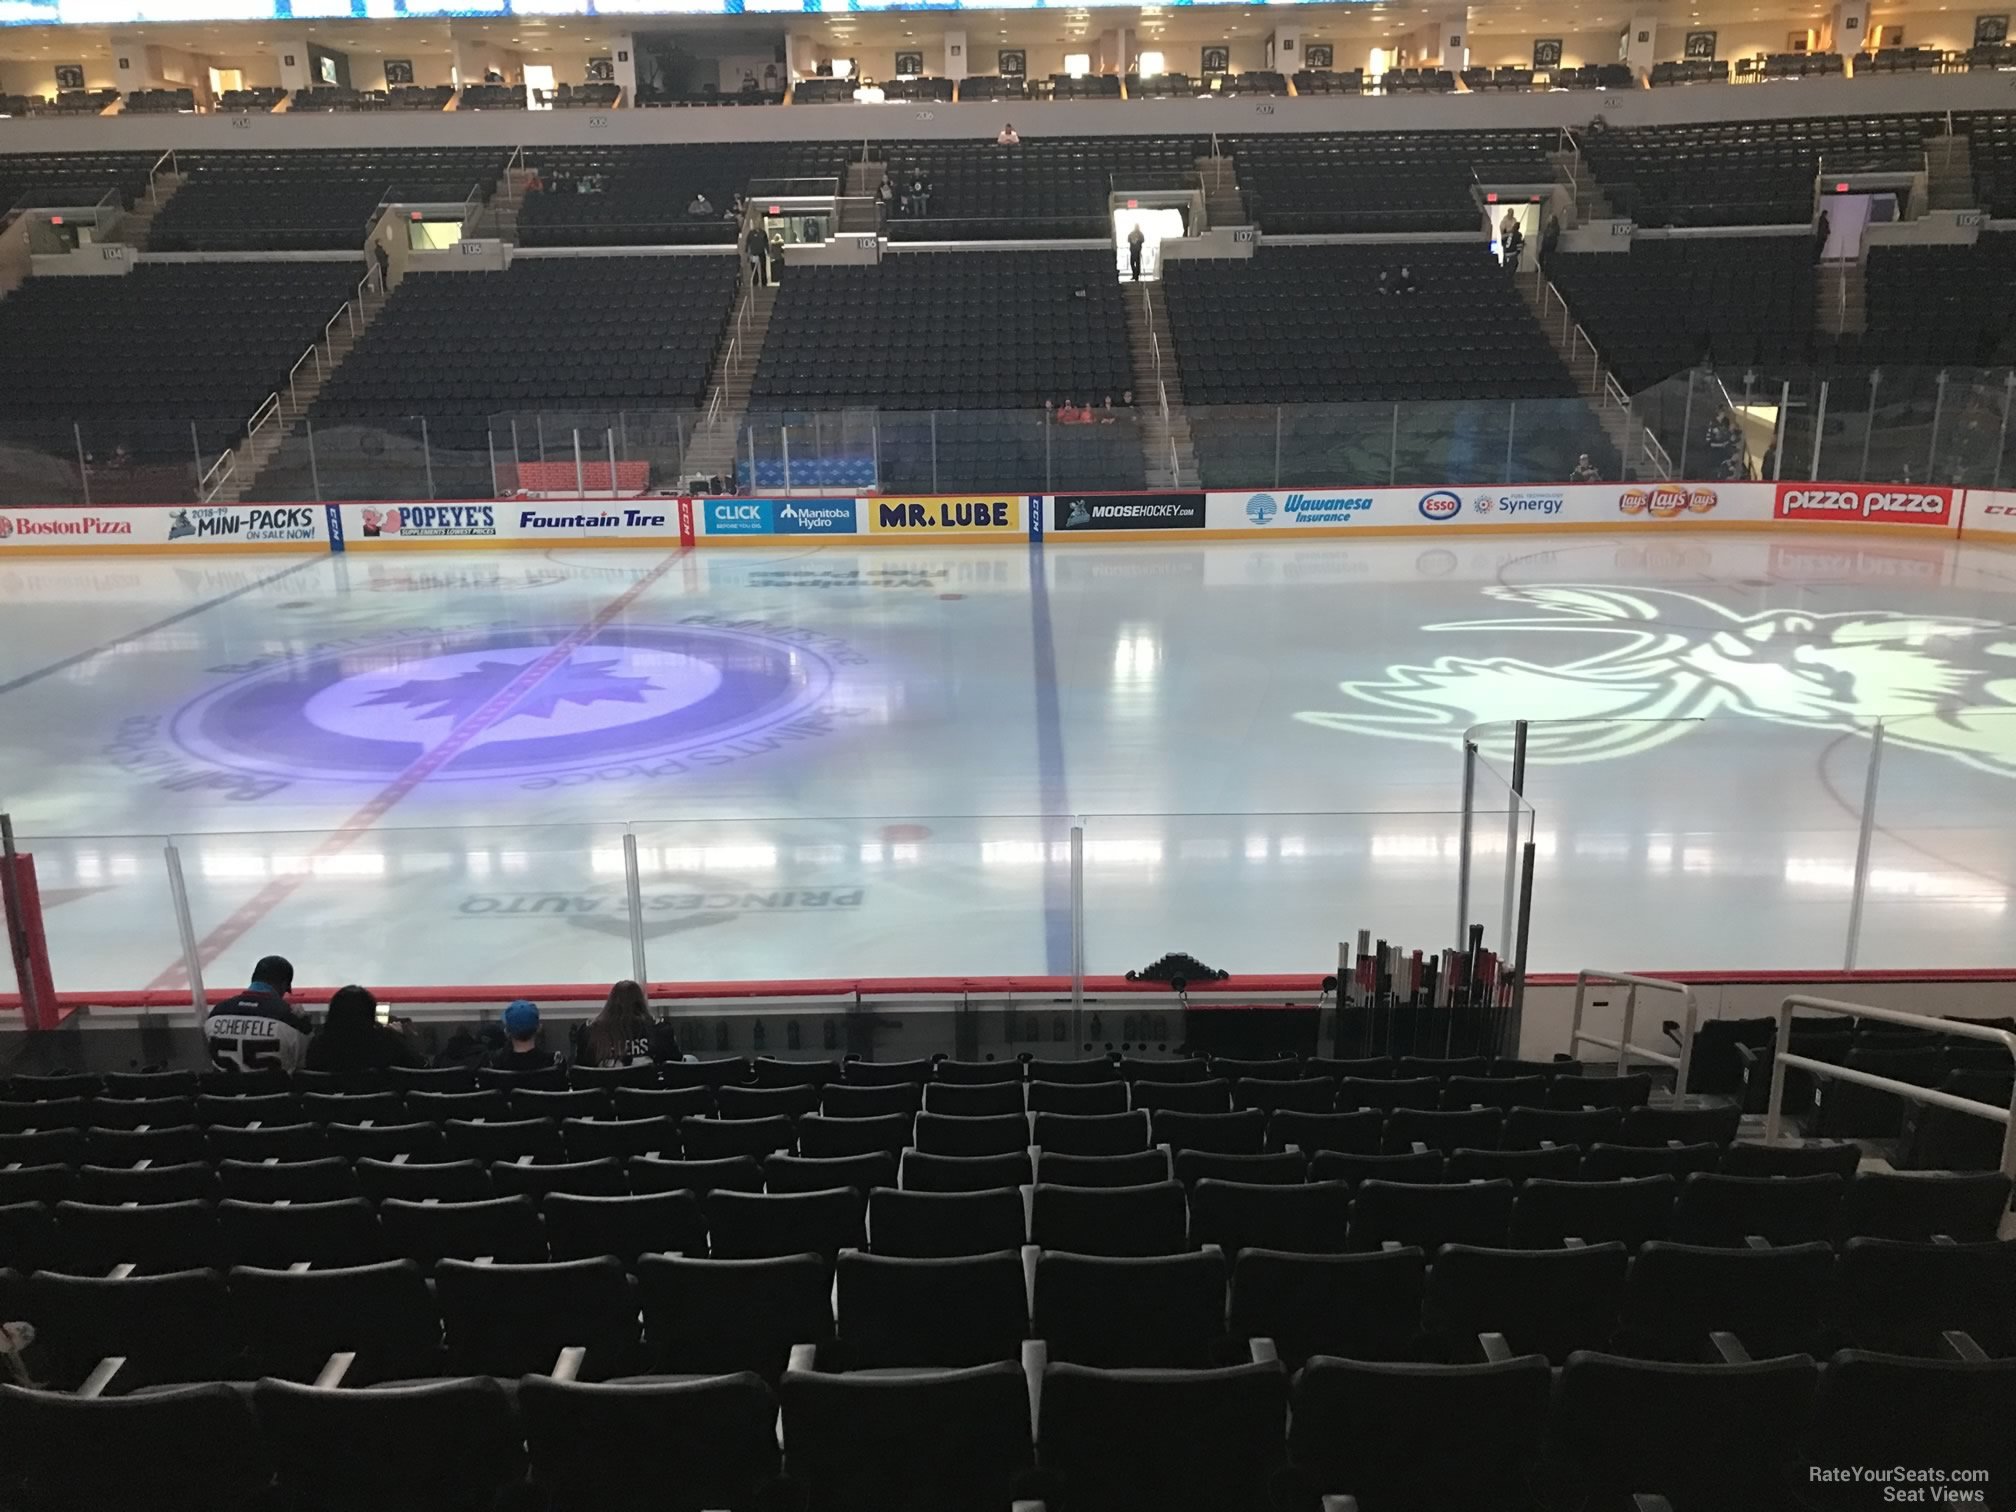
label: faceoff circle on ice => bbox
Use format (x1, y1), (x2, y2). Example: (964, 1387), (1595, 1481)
(168, 623), (837, 784)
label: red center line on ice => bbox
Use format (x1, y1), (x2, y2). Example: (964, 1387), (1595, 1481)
(147, 549), (688, 991)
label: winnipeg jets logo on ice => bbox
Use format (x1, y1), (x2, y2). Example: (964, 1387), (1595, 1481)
(149, 620), (861, 792)
(1296, 585), (2016, 777)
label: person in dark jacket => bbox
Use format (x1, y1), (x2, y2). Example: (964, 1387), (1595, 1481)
(488, 998), (558, 1073)
(204, 954), (312, 1074)
(744, 224), (770, 286)
(305, 984), (422, 1074)
(578, 979), (680, 1067)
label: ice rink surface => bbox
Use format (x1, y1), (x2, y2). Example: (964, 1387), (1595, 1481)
(3, 529), (2014, 993)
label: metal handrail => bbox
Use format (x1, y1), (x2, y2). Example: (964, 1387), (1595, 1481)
(1763, 995), (2016, 1178)
(197, 449), (235, 502)
(1570, 970), (1699, 1090)
(243, 392), (281, 449)
(1641, 427), (1674, 480)
(286, 347), (316, 409)
(146, 147), (177, 206)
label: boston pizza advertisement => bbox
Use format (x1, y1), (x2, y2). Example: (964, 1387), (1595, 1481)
(0, 504), (326, 553)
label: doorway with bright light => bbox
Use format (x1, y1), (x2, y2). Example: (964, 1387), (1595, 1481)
(1114, 205), (1183, 283)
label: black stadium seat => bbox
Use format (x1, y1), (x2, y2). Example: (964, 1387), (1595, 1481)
(637, 1253), (833, 1381)
(229, 1260), (445, 1383)
(1669, 1171), (1845, 1247)
(1188, 1178), (1352, 1255)
(254, 1375), (525, 1512)
(523, 1372), (782, 1512)
(1035, 1249), (1231, 1368)
(1423, 1243), (1629, 1363)
(868, 1186), (1025, 1257)
(1037, 1361), (1288, 1512)
(765, 1151), (899, 1194)
(1287, 1353), (1551, 1507)
(929, 1082), (1027, 1116)
(1551, 1351), (1821, 1509)
(1502, 1106), (1623, 1148)
(543, 1191), (706, 1266)
(781, 1360), (1033, 1511)
(1031, 1180), (1188, 1256)
(0, 1380), (273, 1512)
(901, 1150), (1034, 1192)
(1230, 1247), (1426, 1366)
(830, 1249), (1029, 1368)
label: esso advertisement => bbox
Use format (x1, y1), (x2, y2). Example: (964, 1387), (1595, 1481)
(1774, 484), (1955, 527)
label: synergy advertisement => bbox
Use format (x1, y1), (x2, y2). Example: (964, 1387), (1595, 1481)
(1204, 483), (1767, 532)
(1203, 483), (1961, 534)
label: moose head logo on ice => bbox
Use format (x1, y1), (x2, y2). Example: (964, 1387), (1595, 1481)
(1296, 585), (2016, 777)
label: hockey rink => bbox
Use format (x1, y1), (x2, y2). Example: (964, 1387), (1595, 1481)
(3, 530), (2014, 994)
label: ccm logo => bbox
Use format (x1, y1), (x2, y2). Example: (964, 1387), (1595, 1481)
(1987, 504), (2016, 516)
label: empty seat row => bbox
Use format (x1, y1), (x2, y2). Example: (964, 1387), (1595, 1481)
(8, 1166), (2004, 1281)
(2, 1051), (1605, 1102)
(8, 1342), (2014, 1512)
(16, 1229), (2014, 1392)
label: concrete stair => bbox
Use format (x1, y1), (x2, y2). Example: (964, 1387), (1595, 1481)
(1516, 269), (1657, 478)
(477, 164), (531, 243)
(105, 171), (183, 251)
(839, 162), (885, 235)
(1552, 149), (1614, 221)
(1928, 135), (1976, 212)
(1815, 260), (1866, 336)
(206, 283), (390, 503)
(682, 280), (777, 484)
(1196, 155), (1248, 228)
(1125, 282), (1199, 489)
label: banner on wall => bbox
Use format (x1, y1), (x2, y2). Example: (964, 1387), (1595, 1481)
(700, 498), (858, 537)
(1962, 488), (2016, 539)
(328, 501), (681, 549)
(0, 505), (327, 551)
(1773, 484), (1955, 528)
(865, 496), (1023, 536)
(1049, 493), (1207, 532)
(1204, 483), (1776, 531)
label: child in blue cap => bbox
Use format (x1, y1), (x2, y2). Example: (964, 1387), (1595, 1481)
(488, 998), (557, 1072)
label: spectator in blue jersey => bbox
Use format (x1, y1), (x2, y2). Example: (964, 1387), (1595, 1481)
(488, 998), (558, 1072)
(204, 954), (312, 1074)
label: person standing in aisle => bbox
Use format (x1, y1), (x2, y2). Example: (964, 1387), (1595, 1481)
(1127, 222), (1146, 281)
